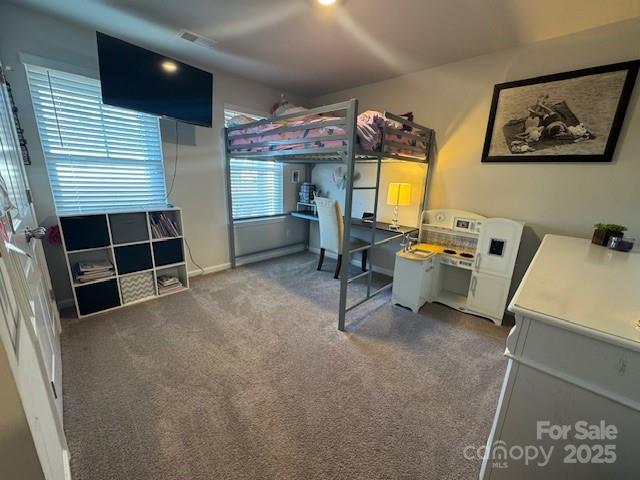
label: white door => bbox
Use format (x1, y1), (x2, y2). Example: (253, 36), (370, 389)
(0, 65), (69, 479)
(475, 218), (523, 278)
(466, 272), (510, 324)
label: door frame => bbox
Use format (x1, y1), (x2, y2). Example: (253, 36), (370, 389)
(0, 62), (69, 479)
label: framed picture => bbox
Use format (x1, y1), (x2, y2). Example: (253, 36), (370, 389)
(482, 60), (639, 162)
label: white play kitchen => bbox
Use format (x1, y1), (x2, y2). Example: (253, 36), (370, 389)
(392, 209), (524, 324)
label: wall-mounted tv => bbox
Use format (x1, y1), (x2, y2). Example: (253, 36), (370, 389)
(96, 32), (213, 127)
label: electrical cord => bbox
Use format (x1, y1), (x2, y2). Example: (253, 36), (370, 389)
(167, 119), (205, 277)
(167, 120), (178, 199)
(184, 236), (205, 276)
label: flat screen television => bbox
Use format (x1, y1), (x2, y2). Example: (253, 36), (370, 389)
(96, 32), (213, 127)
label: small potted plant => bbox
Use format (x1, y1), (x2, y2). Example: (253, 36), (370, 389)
(592, 223), (627, 246)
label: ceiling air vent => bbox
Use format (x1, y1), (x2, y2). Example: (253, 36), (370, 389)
(178, 30), (217, 50)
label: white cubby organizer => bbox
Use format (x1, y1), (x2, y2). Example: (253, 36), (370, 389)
(58, 207), (189, 318)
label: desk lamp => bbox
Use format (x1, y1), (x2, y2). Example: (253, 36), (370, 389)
(386, 183), (411, 230)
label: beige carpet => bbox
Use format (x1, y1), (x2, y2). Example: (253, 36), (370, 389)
(61, 252), (509, 480)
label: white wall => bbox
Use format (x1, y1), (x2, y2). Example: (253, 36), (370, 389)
(312, 161), (428, 227)
(311, 18), (640, 289)
(0, 3), (307, 305)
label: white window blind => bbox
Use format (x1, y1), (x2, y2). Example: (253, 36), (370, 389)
(25, 64), (166, 214)
(225, 109), (283, 219)
(0, 81), (29, 227)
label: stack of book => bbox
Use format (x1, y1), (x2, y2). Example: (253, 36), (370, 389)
(150, 213), (180, 239)
(157, 274), (183, 295)
(74, 261), (114, 284)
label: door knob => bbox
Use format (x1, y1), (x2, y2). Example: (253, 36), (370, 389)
(25, 226), (46, 242)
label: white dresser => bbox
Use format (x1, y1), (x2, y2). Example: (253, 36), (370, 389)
(481, 235), (640, 479)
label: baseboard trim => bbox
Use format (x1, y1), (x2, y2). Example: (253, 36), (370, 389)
(235, 244), (306, 267)
(187, 244), (307, 276)
(308, 247), (394, 277)
(188, 262), (230, 278)
(57, 298), (75, 311)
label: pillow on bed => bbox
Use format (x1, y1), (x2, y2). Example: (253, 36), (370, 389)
(227, 114), (260, 126)
(385, 112), (414, 132)
(273, 103), (308, 117)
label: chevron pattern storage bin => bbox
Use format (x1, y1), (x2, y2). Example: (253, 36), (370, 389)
(119, 272), (155, 304)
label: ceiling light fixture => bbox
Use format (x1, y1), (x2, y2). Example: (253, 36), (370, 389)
(318, 0), (337, 5)
(161, 60), (178, 73)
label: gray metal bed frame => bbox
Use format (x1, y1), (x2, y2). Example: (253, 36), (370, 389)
(224, 99), (435, 331)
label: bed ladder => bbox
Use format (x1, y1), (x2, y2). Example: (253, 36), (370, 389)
(337, 129), (396, 331)
(337, 111), (435, 331)
(347, 154), (396, 309)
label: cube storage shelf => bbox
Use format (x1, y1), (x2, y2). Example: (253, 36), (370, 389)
(59, 208), (189, 318)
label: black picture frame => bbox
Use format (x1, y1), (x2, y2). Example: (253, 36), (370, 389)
(481, 60), (639, 163)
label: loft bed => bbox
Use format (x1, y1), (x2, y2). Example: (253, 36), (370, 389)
(224, 99), (435, 331)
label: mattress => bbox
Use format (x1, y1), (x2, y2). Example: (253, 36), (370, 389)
(227, 110), (427, 159)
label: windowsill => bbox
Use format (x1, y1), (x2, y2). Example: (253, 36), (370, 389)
(233, 215), (288, 226)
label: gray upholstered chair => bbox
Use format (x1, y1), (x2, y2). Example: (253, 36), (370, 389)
(315, 198), (368, 279)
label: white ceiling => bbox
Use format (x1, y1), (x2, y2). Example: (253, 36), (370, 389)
(8, 0), (640, 96)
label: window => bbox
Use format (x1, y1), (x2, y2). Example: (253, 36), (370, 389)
(225, 108), (283, 219)
(0, 80), (29, 229)
(25, 64), (166, 214)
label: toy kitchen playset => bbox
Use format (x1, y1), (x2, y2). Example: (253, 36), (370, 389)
(392, 209), (524, 325)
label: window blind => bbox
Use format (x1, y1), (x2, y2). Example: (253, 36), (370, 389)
(0, 81), (29, 223)
(225, 109), (283, 219)
(25, 64), (166, 214)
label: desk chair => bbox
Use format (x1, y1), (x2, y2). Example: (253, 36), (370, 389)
(315, 198), (368, 279)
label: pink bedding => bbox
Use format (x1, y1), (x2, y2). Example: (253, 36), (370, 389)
(227, 110), (427, 158)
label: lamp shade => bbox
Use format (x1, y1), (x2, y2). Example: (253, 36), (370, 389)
(386, 182), (411, 207)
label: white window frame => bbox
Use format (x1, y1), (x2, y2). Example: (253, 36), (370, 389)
(0, 77), (30, 231)
(225, 107), (284, 220)
(25, 64), (167, 215)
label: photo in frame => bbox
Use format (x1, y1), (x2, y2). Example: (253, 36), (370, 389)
(482, 61), (639, 162)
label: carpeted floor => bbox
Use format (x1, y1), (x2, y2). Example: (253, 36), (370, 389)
(61, 252), (509, 480)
